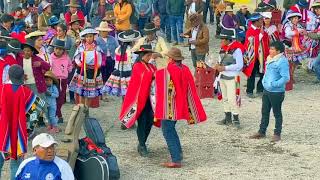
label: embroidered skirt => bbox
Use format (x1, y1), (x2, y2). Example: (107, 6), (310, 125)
(103, 62), (132, 96)
(69, 68), (104, 98)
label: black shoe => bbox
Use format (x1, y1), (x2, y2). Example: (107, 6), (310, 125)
(137, 145), (148, 157)
(247, 93), (255, 98)
(233, 114), (240, 129)
(216, 112), (232, 125)
(58, 117), (64, 124)
(37, 117), (46, 127)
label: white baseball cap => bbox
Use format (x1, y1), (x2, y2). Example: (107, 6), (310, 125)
(32, 133), (58, 148)
(261, 12), (272, 19)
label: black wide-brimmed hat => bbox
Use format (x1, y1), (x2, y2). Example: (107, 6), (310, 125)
(50, 39), (66, 49)
(219, 27), (236, 40)
(134, 44), (155, 54)
(144, 23), (157, 34)
(118, 30), (141, 43)
(9, 64), (24, 85)
(21, 39), (39, 54)
(8, 39), (22, 53)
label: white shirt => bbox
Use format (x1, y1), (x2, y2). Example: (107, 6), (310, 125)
(221, 48), (244, 77)
(188, 2), (196, 15)
(24, 13), (33, 27)
(190, 26), (199, 49)
(23, 58), (35, 84)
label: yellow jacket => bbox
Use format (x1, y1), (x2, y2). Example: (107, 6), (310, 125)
(114, 3), (132, 31)
(131, 36), (169, 69)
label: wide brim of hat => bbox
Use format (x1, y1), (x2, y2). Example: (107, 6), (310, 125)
(95, 27), (113, 32)
(48, 21), (59, 26)
(144, 27), (157, 33)
(286, 13), (302, 19)
(298, 1), (309, 7)
(26, 31), (46, 39)
(165, 52), (185, 61)
(43, 3), (52, 9)
(118, 31), (141, 42)
(21, 43), (39, 54)
(69, 18), (84, 25)
(134, 49), (155, 54)
(103, 15), (116, 21)
(311, 3), (320, 7)
(80, 29), (98, 37)
(8, 43), (22, 53)
(45, 72), (59, 85)
(50, 44), (66, 49)
(218, 34), (235, 40)
(66, 3), (80, 7)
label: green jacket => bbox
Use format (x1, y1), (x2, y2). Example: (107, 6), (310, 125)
(166, 0), (185, 16)
(283, 0), (299, 10)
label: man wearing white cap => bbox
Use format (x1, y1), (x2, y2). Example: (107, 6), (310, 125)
(15, 133), (74, 180)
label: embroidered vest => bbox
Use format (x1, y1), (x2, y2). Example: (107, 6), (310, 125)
(219, 49), (236, 66)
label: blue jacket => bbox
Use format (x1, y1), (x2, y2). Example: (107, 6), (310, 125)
(15, 157), (74, 180)
(154, 0), (167, 15)
(45, 85), (59, 106)
(262, 54), (290, 92)
(95, 36), (119, 59)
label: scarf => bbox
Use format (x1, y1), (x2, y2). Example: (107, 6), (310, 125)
(266, 53), (284, 64)
(221, 41), (245, 54)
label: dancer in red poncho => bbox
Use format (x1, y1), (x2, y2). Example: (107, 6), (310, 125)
(214, 28), (244, 128)
(119, 44), (157, 157)
(0, 65), (45, 179)
(243, 12), (270, 98)
(154, 47), (207, 168)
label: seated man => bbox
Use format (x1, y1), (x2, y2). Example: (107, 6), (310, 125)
(15, 133), (74, 180)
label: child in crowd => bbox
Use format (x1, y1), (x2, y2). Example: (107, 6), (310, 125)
(44, 71), (60, 133)
(11, 7), (24, 20)
(50, 39), (73, 123)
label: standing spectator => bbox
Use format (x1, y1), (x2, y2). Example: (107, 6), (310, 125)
(153, 0), (171, 42)
(185, 0), (204, 30)
(236, 5), (250, 31)
(64, 0), (86, 28)
(203, 0), (214, 24)
(89, 0), (113, 28)
(133, 0), (153, 35)
(37, 0), (52, 31)
(167, 0), (185, 45)
(243, 13), (269, 98)
(221, 6), (238, 29)
(114, 0), (133, 32)
(0, 14), (14, 37)
(182, 13), (209, 68)
(50, 39), (73, 123)
(44, 71), (60, 133)
(249, 41), (290, 142)
(15, 133), (74, 180)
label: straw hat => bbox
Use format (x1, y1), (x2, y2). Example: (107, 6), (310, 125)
(311, 1), (320, 8)
(165, 47), (184, 61)
(44, 71), (59, 85)
(69, 14), (83, 25)
(240, 5), (248, 10)
(225, 6), (233, 12)
(21, 39), (39, 54)
(134, 44), (155, 54)
(95, 21), (112, 32)
(66, 0), (80, 7)
(79, 27), (98, 38)
(40, 0), (52, 10)
(103, 10), (116, 21)
(118, 30), (141, 43)
(25, 30), (46, 39)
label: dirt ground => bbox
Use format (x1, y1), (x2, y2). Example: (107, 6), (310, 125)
(2, 24), (320, 180)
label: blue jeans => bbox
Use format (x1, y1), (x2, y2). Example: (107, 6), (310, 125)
(169, 15), (184, 43)
(47, 105), (58, 126)
(161, 120), (182, 163)
(159, 13), (171, 42)
(203, 0), (214, 23)
(0, 154), (23, 180)
(314, 56), (320, 80)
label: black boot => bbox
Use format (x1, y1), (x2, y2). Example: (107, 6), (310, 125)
(137, 144), (148, 157)
(216, 112), (232, 125)
(233, 114), (240, 129)
(37, 116), (46, 127)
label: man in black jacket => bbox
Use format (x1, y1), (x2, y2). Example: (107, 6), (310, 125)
(0, 14), (14, 37)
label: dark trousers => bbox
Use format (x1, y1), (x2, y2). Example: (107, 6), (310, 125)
(216, 13), (221, 35)
(259, 90), (285, 136)
(137, 100), (154, 147)
(246, 60), (264, 94)
(68, 66), (76, 101)
(0, 0), (3, 12)
(203, 1), (214, 23)
(159, 13), (171, 42)
(57, 79), (68, 118)
(101, 56), (115, 83)
(162, 120), (183, 163)
(138, 16), (149, 36)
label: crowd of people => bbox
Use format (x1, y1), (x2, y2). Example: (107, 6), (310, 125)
(0, 0), (318, 179)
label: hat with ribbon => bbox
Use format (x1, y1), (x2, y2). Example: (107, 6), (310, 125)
(286, 6), (302, 19)
(95, 21), (112, 32)
(8, 39), (22, 53)
(144, 23), (157, 34)
(219, 27), (236, 40)
(134, 44), (155, 54)
(50, 39), (66, 49)
(69, 14), (83, 25)
(79, 27), (98, 38)
(40, 0), (52, 10)
(118, 30), (141, 42)
(165, 47), (185, 61)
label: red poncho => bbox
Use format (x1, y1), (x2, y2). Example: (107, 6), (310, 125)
(119, 61), (156, 128)
(0, 54), (17, 85)
(0, 84), (35, 159)
(243, 26), (270, 77)
(154, 62), (207, 127)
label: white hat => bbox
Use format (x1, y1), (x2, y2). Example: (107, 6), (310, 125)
(225, 6), (234, 12)
(32, 133), (58, 148)
(261, 12), (272, 19)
